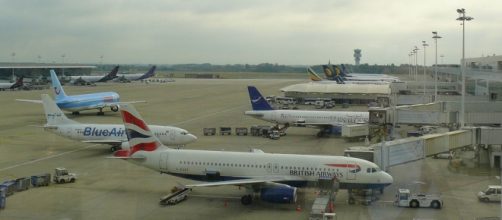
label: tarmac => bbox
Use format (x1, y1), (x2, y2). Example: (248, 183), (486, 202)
(0, 78), (501, 220)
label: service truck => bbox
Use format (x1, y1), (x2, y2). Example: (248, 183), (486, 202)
(341, 124), (369, 141)
(395, 188), (443, 209)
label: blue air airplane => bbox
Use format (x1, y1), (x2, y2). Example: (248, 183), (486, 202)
(18, 70), (141, 115)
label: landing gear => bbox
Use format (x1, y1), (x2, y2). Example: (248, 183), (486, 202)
(110, 105), (119, 112)
(240, 194), (253, 205)
(348, 189), (355, 205)
(110, 146), (120, 152)
(97, 108), (105, 116)
(71, 111), (80, 115)
(317, 130), (327, 137)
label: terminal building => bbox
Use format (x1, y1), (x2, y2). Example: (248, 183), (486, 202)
(0, 63), (95, 81)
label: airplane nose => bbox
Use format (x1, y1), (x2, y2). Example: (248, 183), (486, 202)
(383, 171), (394, 185)
(187, 134), (198, 143)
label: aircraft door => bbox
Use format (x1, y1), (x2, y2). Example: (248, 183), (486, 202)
(169, 130), (175, 143)
(346, 162), (358, 180)
(159, 152), (169, 171)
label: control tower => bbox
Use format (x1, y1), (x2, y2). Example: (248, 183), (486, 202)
(354, 49), (362, 66)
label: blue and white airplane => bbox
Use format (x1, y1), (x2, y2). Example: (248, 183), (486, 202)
(18, 70), (140, 115)
(110, 103), (392, 205)
(245, 86), (369, 137)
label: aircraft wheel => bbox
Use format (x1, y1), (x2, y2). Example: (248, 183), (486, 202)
(97, 109), (105, 116)
(72, 111), (80, 115)
(110, 105), (119, 112)
(110, 146), (117, 152)
(241, 195), (252, 205)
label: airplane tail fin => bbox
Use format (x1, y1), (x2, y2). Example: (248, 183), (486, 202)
(41, 94), (77, 125)
(307, 67), (324, 81)
(137, 65), (156, 80)
(98, 65), (119, 82)
(322, 65), (335, 80)
(113, 104), (163, 157)
(247, 86), (273, 111)
(340, 64), (350, 77)
(50, 70), (67, 100)
(10, 76), (24, 89)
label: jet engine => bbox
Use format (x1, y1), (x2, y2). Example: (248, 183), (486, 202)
(260, 185), (297, 204)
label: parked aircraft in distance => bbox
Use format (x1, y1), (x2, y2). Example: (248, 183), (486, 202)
(244, 86), (369, 137)
(322, 64), (401, 83)
(115, 65), (156, 82)
(308, 67), (389, 85)
(40, 94), (196, 151)
(0, 76), (24, 91)
(68, 65), (119, 84)
(110, 103), (392, 205)
(17, 70), (142, 115)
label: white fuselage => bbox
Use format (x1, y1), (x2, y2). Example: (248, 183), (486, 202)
(0, 82), (16, 89)
(46, 124), (196, 146)
(245, 109), (369, 126)
(131, 147), (393, 189)
(69, 75), (106, 83)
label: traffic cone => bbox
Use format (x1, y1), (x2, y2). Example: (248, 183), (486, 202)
(296, 205), (302, 212)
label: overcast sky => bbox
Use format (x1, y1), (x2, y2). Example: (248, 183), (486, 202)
(0, 0), (500, 65)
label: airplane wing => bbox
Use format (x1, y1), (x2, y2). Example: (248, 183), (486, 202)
(16, 99), (43, 104)
(185, 175), (304, 188)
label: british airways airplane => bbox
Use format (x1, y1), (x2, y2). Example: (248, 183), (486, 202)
(18, 70), (140, 115)
(40, 94), (197, 151)
(244, 86), (369, 137)
(111, 104), (393, 205)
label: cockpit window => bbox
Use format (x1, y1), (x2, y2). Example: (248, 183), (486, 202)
(366, 167), (379, 173)
(181, 131), (188, 135)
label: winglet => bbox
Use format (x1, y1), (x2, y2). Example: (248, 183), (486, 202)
(113, 104), (163, 157)
(247, 86), (273, 111)
(50, 70), (67, 100)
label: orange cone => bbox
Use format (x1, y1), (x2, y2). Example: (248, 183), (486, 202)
(296, 205), (302, 212)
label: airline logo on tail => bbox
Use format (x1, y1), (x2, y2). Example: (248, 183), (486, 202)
(307, 68), (323, 81)
(322, 65), (333, 78)
(114, 104), (161, 157)
(54, 87), (61, 95)
(247, 86), (273, 111)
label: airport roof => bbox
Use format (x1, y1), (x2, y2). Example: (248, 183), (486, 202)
(0, 63), (95, 69)
(280, 82), (391, 95)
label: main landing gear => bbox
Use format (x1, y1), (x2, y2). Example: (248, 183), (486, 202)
(71, 111), (80, 115)
(97, 108), (105, 116)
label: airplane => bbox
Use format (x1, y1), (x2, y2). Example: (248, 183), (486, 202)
(244, 86), (369, 137)
(115, 65), (156, 82)
(308, 67), (390, 85)
(40, 94), (197, 151)
(0, 76), (24, 91)
(17, 69), (140, 115)
(110, 103), (393, 205)
(322, 65), (400, 83)
(68, 65), (119, 85)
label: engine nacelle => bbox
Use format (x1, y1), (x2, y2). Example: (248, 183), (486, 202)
(120, 142), (130, 150)
(260, 186), (297, 204)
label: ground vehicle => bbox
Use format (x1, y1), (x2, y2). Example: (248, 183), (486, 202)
(235, 127), (248, 136)
(31, 173), (51, 187)
(53, 168), (76, 184)
(159, 187), (191, 206)
(269, 130), (280, 140)
(341, 124), (369, 141)
(203, 128), (216, 136)
(478, 185), (501, 202)
(219, 127), (231, 135)
(395, 188), (442, 209)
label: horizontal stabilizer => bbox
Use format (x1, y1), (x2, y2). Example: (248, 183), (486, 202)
(16, 99), (43, 104)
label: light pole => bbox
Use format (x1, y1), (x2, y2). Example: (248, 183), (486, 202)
(414, 47), (419, 81)
(61, 54), (66, 77)
(456, 8), (473, 127)
(408, 52), (413, 79)
(11, 52), (16, 81)
(422, 41), (428, 98)
(432, 32), (442, 101)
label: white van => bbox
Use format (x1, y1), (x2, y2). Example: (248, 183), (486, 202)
(478, 185), (501, 202)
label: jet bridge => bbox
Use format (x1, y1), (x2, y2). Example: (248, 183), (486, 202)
(369, 101), (502, 126)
